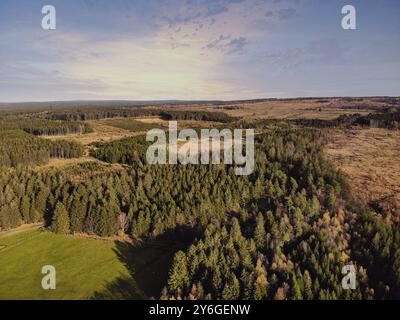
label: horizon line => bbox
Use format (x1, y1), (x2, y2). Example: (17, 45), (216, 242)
(1, 95), (399, 105)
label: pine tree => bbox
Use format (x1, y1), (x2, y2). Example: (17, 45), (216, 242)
(9, 200), (22, 228)
(222, 273), (240, 300)
(51, 202), (70, 234)
(131, 210), (151, 239)
(254, 213), (266, 250)
(20, 196), (31, 223)
(94, 206), (117, 237)
(0, 206), (11, 230)
(304, 270), (314, 300)
(69, 197), (86, 233)
(168, 251), (189, 293)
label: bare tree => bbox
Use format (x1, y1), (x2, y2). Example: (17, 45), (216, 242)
(118, 213), (128, 232)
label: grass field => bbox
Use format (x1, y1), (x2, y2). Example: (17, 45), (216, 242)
(0, 229), (181, 300)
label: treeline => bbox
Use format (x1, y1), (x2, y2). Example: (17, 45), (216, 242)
(356, 111), (400, 129)
(20, 119), (92, 136)
(159, 111), (235, 123)
(0, 130), (84, 167)
(47, 108), (160, 121)
(47, 108), (236, 123)
(290, 114), (361, 128)
(0, 118), (92, 136)
(291, 111), (400, 130)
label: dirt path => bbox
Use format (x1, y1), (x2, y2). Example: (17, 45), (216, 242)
(0, 223), (43, 239)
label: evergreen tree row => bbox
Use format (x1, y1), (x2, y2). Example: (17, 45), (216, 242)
(47, 107), (236, 123)
(0, 118), (92, 136)
(0, 130), (84, 167)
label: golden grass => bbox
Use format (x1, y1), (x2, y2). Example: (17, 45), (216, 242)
(158, 98), (385, 120)
(42, 121), (144, 146)
(135, 117), (225, 128)
(324, 128), (400, 206)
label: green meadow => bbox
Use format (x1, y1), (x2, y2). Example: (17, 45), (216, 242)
(0, 228), (179, 300)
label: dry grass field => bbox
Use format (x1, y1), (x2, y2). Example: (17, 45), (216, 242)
(43, 121), (144, 146)
(38, 157), (127, 182)
(161, 97), (390, 120)
(135, 117), (225, 128)
(324, 128), (400, 212)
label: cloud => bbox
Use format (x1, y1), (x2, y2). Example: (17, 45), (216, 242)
(0, 0), (318, 101)
(154, 0), (298, 60)
(276, 8), (296, 20)
(160, 0), (241, 28)
(262, 38), (348, 70)
(264, 7), (297, 21)
(204, 34), (248, 55)
(12, 30), (254, 100)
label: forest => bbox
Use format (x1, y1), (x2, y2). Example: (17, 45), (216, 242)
(0, 118), (92, 136)
(0, 104), (399, 300)
(0, 130), (83, 167)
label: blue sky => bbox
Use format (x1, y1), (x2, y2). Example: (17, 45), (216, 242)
(0, 0), (399, 102)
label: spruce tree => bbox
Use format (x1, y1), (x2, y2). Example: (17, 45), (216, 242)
(20, 196), (31, 223)
(168, 251), (189, 293)
(222, 273), (240, 300)
(51, 202), (70, 234)
(254, 213), (266, 250)
(69, 197), (86, 233)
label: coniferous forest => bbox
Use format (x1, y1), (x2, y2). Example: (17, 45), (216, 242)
(0, 105), (399, 300)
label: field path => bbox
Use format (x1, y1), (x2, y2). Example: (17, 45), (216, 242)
(0, 223), (43, 239)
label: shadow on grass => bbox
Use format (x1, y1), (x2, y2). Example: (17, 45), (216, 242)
(91, 228), (196, 300)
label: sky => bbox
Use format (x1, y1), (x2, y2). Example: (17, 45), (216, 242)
(0, 0), (399, 102)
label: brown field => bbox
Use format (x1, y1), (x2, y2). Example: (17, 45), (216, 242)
(163, 97), (391, 120)
(324, 128), (400, 211)
(135, 117), (225, 128)
(134, 117), (170, 126)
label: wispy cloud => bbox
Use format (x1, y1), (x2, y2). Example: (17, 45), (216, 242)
(1, 0), (399, 101)
(204, 35), (248, 55)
